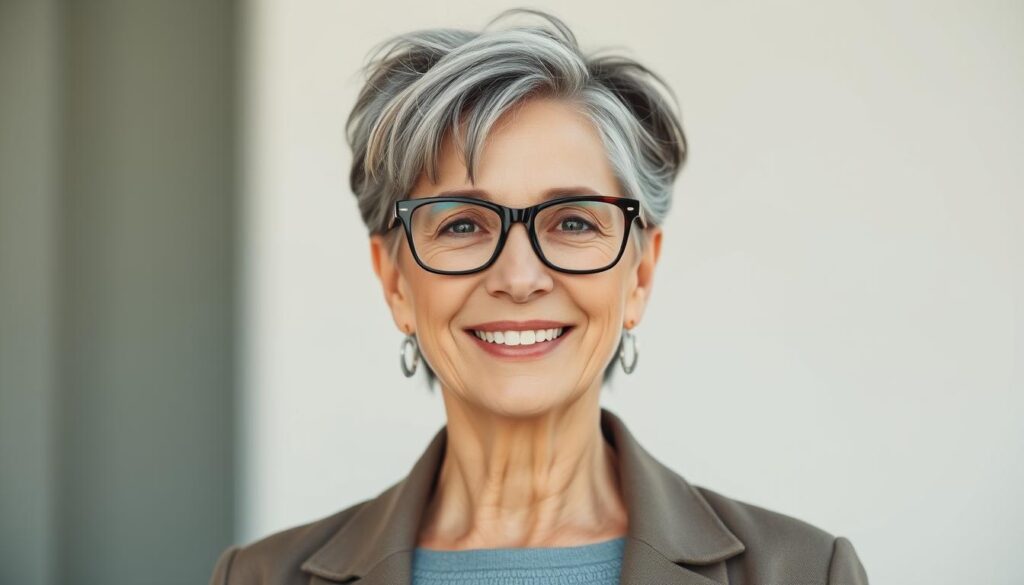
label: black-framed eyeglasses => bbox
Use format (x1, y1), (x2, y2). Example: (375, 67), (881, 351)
(386, 194), (646, 275)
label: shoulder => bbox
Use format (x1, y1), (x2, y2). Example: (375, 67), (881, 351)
(695, 484), (835, 554)
(693, 485), (869, 584)
(207, 498), (371, 585)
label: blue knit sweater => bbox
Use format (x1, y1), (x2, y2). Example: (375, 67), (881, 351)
(411, 536), (626, 585)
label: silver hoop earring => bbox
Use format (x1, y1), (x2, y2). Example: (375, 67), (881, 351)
(619, 328), (639, 374)
(400, 333), (420, 378)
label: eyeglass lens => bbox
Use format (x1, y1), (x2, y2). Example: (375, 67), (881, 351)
(408, 200), (627, 272)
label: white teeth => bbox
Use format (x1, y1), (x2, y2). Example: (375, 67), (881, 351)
(472, 327), (568, 346)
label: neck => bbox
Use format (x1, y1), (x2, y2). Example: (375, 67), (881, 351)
(415, 390), (628, 550)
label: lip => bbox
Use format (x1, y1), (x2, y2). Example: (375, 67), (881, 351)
(464, 319), (572, 332)
(464, 325), (574, 361)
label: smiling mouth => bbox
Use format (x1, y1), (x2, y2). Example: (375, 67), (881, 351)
(460, 317), (577, 360)
(465, 326), (572, 347)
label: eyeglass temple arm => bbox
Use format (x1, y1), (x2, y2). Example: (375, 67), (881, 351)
(635, 206), (649, 229)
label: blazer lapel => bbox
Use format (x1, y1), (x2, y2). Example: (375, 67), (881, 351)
(300, 407), (745, 585)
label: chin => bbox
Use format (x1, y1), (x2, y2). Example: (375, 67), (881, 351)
(476, 387), (569, 418)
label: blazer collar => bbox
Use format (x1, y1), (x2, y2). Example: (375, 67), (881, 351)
(301, 407), (745, 585)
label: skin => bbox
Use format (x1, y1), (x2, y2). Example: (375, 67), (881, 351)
(369, 96), (663, 550)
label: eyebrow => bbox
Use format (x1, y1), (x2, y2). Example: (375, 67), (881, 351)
(420, 186), (605, 202)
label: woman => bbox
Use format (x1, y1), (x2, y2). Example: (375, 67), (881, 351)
(209, 8), (869, 585)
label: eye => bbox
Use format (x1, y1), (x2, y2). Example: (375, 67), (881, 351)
(558, 216), (595, 232)
(440, 219), (480, 235)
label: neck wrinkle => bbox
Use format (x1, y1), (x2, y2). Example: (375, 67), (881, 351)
(416, 394), (628, 550)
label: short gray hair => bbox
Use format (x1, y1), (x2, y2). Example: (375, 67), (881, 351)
(346, 7), (688, 392)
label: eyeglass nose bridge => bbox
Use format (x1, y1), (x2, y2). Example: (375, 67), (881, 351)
(505, 206), (535, 224)
(492, 203), (543, 248)
(492, 206), (545, 266)
(493, 207), (548, 258)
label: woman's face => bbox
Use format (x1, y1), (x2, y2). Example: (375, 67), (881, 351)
(370, 97), (662, 417)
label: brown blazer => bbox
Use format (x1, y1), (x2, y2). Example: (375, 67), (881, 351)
(208, 407), (869, 585)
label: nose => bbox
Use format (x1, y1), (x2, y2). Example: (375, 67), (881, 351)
(483, 223), (554, 303)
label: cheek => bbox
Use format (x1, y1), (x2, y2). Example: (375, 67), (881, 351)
(566, 274), (628, 332)
(399, 247), (463, 330)
(407, 273), (476, 339)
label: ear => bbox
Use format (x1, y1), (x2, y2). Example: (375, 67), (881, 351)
(623, 226), (662, 329)
(369, 233), (416, 334)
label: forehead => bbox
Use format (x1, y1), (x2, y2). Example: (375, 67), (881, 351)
(410, 97), (621, 206)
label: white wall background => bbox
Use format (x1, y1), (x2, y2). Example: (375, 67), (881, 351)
(240, 2), (1023, 584)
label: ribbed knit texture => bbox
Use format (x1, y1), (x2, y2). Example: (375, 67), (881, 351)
(411, 536), (626, 585)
